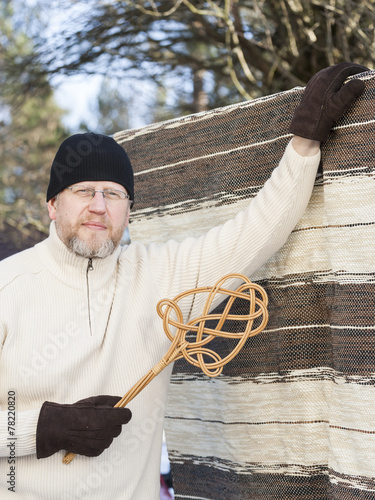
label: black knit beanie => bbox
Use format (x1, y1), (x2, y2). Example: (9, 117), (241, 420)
(46, 133), (134, 203)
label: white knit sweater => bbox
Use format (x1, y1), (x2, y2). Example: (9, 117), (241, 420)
(0, 142), (320, 499)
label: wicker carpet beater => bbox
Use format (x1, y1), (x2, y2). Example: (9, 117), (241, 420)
(63, 273), (268, 464)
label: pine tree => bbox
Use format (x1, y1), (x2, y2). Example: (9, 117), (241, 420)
(0, 0), (69, 242)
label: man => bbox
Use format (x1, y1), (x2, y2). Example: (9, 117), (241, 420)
(0, 63), (367, 498)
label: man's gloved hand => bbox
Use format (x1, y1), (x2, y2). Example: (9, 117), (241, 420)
(289, 62), (368, 142)
(36, 395), (131, 459)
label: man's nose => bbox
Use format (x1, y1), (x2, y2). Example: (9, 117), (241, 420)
(88, 191), (107, 212)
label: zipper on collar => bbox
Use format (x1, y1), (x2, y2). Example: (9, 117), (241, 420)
(86, 258), (94, 335)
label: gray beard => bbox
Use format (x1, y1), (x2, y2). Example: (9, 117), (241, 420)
(68, 236), (115, 259)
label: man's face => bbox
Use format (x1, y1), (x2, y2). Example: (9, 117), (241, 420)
(47, 181), (131, 258)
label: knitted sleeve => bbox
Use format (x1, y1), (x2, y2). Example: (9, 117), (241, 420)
(0, 409), (39, 457)
(147, 141), (321, 314)
(0, 278), (39, 457)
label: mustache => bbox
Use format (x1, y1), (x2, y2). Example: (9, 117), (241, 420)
(81, 217), (112, 229)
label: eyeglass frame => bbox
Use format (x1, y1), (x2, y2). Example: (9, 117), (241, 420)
(65, 184), (133, 204)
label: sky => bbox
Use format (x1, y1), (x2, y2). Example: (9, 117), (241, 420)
(53, 74), (104, 132)
(38, 1), (104, 133)
(22, 0), (181, 135)
(34, 1), (185, 135)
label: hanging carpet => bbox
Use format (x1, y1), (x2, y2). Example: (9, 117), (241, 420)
(115, 69), (375, 500)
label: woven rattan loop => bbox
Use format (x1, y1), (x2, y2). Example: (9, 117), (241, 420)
(63, 272), (268, 464)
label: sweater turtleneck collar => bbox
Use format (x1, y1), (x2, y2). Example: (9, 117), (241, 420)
(35, 221), (122, 289)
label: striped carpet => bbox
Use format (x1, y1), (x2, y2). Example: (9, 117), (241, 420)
(115, 68), (375, 499)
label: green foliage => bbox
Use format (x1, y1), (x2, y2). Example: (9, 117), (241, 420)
(0, 0), (69, 236)
(32, 0), (375, 114)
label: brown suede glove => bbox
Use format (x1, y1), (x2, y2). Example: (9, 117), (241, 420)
(36, 395), (131, 459)
(289, 62), (368, 142)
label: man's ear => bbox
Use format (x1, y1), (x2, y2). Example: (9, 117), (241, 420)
(47, 197), (57, 221)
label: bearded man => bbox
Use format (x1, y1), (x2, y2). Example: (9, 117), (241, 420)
(0, 62), (367, 499)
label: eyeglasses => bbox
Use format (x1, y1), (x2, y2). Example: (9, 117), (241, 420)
(66, 185), (132, 203)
